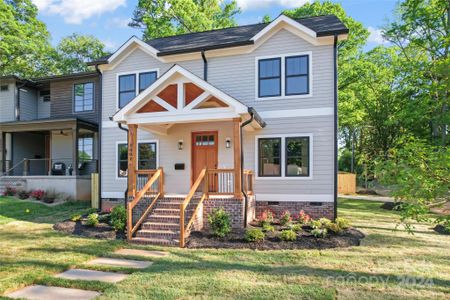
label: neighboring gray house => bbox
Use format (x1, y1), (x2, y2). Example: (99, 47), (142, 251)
(88, 14), (348, 246)
(0, 72), (100, 200)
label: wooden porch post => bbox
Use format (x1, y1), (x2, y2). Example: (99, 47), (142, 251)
(233, 118), (242, 198)
(72, 126), (79, 176)
(127, 124), (138, 198)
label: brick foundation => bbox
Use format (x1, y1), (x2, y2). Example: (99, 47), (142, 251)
(203, 195), (255, 229)
(256, 201), (334, 220)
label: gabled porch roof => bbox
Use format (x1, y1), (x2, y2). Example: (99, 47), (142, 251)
(112, 65), (264, 134)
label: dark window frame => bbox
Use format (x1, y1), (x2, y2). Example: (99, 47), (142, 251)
(258, 57), (282, 98)
(285, 136), (310, 177)
(117, 142), (157, 178)
(78, 135), (94, 163)
(118, 74), (136, 108)
(139, 71), (158, 93)
(1, 85), (9, 91)
(285, 55), (310, 96)
(258, 137), (282, 177)
(73, 82), (94, 112)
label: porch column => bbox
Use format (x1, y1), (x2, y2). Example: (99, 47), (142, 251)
(127, 124), (138, 198)
(72, 126), (79, 176)
(233, 118), (242, 198)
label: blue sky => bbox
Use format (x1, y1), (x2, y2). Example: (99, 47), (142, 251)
(32, 0), (397, 52)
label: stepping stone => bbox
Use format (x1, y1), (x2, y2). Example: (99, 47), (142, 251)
(55, 268), (128, 283)
(86, 257), (152, 269)
(114, 248), (168, 258)
(6, 285), (100, 300)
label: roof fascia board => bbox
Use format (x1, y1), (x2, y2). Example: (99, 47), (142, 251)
(251, 15), (317, 42)
(106, 36), (162, 68)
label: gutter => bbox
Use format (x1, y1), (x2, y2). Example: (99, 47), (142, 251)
(201, 50), (208, 81)
(333, 34), (338, 220)
(95, 65), (103, 210)
(240, 108), (255, 228)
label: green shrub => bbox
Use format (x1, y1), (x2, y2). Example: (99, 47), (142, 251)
(279, 210), (292, 226)
(207, 208), (232, 238)
(110, 205), (127, 231)
(280, 229), (297, 241)
(326, 223), (342, 234)
(262, 224), (275, 232)
(17, 190), (30, 200)
(291, 224), (303, 233)
(258, 209), (275, 227)
(245, 228), (265, 242)
(335, 217), (351, 229)
(70, 214), (82, 222)
(86, 213), (99, 227)
(311, 228), (328, 238)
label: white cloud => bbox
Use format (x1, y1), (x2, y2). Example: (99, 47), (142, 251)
(236, 0), (310, 10)
(367, 26), (387, 44)
(107, 17), (131, 29)
(32, 0), (126, 24)
(101, 39), (119, 51)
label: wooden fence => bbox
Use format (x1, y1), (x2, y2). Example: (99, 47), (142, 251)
(338, 172), (356, 194)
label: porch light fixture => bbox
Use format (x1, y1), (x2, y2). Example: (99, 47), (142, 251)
(178, 140), (184, 150)
(225, 137), (231, 149)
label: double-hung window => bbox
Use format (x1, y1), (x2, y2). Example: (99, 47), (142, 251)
(74, 82), (94, 112)
(257, 53), (310, 98)
(117, 142), (157, 177)
(78, 135), (94, 162)
(258, 58), (281, 98)
(118, 70), (158, 108)
(257, 136), (311, 178)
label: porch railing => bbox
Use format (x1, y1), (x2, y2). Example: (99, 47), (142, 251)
(127, 167), (164, 240)
(0, 158), (98, 176)
(243, 170), (254, 195)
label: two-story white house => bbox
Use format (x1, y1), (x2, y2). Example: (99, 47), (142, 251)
(89, 14), (348, 246)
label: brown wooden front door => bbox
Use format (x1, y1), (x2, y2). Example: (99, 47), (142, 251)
(191, 131), (218, 189)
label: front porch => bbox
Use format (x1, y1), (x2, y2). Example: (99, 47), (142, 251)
(112, 65), (263, 246)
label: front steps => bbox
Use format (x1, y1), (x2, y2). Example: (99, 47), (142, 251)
(131, 196), (199, 246)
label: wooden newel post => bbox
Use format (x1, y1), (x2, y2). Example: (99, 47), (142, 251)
(233, 118), (242, 198)
(180, 203), (185, 247)
(127, 124), (138, 198)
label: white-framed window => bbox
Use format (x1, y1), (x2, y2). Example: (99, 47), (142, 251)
(255, 52), (312, 100)
(74, 82), (94, 112)
(117, 69), (159, 109)
(255, 134), (313, 179)
(116, 140), (159, 178)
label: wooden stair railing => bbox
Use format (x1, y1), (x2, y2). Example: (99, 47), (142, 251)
(179, 168), (207, 247)
(127, 167), (164, 241)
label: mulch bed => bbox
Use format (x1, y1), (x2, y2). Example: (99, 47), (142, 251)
(53, 220), (124, 240)
(380, 202), (404, 211)
(433, 224), (450, 235)
(186, 227), (365, 250)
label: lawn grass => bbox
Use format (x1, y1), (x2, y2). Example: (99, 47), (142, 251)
(0, 196), (449, 299)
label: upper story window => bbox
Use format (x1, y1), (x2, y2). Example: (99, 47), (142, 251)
(118, 70), (158, 108)
(74, 82), (94, 112)
(257, 53), (311, 99)
(258, 58), (281, 98)
(0, 85), (8, 91)
(40, 90), (50, 102)
(285, 55), (309, 95)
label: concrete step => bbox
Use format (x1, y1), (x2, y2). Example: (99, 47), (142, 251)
(131, 237), (179, 246)
(6, 285), (100, 300)
(86, 257), (152, 269)
(114, 248), (169, 258)
(55, 269), (127, 283)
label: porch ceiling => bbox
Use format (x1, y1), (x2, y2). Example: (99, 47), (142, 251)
(0, 118), (98, 133)
(112, 65), (265, 132)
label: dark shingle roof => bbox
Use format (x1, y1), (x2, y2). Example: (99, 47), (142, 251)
(90, 15), (347, 64)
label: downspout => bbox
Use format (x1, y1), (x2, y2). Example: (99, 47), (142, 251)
(333, 34), (338, 220)
(117, 121), (129, 210)
(201, 50), (208, 81)
(241, 109), (255, 228)
(95, 65), (103, 210)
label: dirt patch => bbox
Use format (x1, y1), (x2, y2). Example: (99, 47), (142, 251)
(53, 220), (124, 240)
(357, 189), (379, 196)
(380, 202), (404, 211)
(433, 224), (450, 235)
(186, 227), (365, 250)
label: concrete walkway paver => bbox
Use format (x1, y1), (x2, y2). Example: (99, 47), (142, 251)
(115, 248), (168, 258)
(87, 257), (152, 269)
(338, 194), (394, 202)
(6, 285), (100, 300)
(55, 268), (128, 283)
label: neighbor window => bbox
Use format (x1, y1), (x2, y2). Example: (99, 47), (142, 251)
(78, 136), (93, 162)
(74, 82), (94, 112)
(139, 71), (157, 92)
(258, 138), (281, 177)
(118, 74), (136, 108)
(0, 85), (8, 91)
(285, 137), (309, 177)
(285, 55), (309, 95)
(117, 142), (157, 177)
(258, 58), (281, 97)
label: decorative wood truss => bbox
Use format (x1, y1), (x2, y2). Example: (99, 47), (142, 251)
(113, 65), (263, 135)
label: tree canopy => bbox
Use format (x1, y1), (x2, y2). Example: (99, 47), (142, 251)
(129, 0), (241, 40)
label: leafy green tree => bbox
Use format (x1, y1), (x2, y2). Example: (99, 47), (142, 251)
(129, 0), (241, 40)
(384, 0), (449, 145)
(56, 34), (108, 74)
(0, 0), (57, 77)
